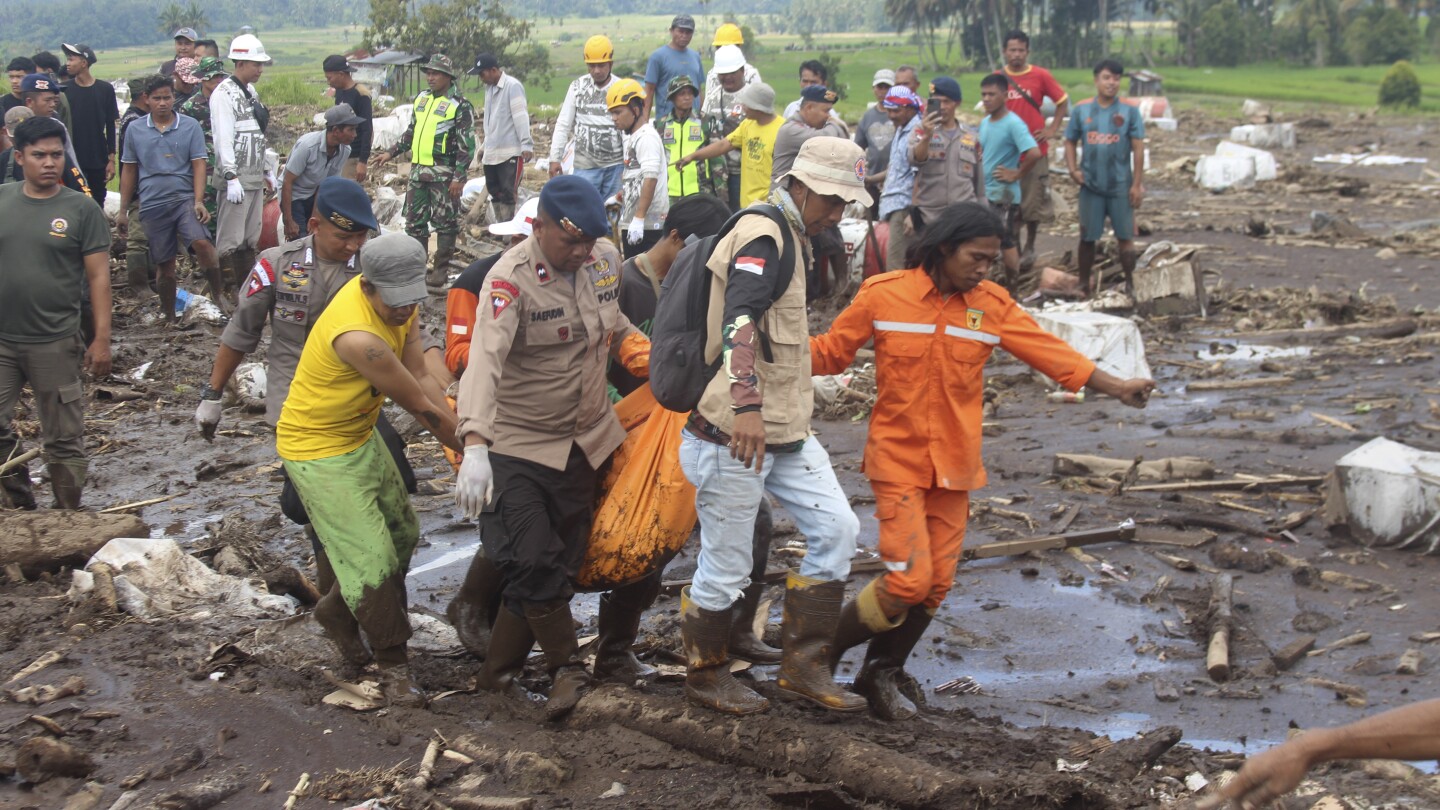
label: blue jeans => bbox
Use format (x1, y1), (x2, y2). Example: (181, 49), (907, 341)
(574, 164), (623, 201)
(679, 429), (859, 613)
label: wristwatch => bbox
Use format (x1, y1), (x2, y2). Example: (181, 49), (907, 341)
(200, 383), (223, 401)
(223, 171), (238, 181)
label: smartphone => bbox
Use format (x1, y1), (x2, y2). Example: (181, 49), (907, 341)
(926, 97), (940, 118)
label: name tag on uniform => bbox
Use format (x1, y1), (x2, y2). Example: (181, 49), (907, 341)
(436, 100), (450, 115)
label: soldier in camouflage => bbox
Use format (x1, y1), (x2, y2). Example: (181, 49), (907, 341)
(371, 54), (476, 289)
(178, 56), (228, 238)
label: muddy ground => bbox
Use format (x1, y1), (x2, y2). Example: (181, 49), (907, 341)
(3, 104), (1440, 810)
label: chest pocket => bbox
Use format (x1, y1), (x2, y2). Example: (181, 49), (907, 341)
(877, 335), (931, 387)
(756, 305), (806, 424)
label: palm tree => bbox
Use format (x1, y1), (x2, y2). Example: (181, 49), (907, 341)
(157, 1), (207, 37)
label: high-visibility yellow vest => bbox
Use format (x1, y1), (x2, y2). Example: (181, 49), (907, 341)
(662, 115), (706, 198)
(412, 90), (462, 167)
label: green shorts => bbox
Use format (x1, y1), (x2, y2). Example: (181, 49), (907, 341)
(1079, 187), (1135, 243)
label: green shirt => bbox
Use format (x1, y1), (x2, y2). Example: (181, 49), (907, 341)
(0, 184), (110, 343)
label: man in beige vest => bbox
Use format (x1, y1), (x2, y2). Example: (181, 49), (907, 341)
(678, 137), (870, 715)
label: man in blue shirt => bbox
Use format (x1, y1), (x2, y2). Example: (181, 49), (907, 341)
(642, 15), (703, 121)
(1064, 59), (1146, 296)
(117, 74), (227, 321)
(876, 86), (922, 271)
(977, 73), (1039, 290)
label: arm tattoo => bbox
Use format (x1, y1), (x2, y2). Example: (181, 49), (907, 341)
(363, 346), (385, 362)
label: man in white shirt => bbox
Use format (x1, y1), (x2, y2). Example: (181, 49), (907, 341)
(211, 33), (274, 292)
(607, 79), (667, 259)
(469, 53), (533, 224)
(548, 36), (624, 199)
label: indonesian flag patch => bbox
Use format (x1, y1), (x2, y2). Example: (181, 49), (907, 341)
(735, 256), (766, 276)
(246, 258), (275, 297)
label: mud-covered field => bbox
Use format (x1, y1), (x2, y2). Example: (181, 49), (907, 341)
(2, 104), (1439, 810)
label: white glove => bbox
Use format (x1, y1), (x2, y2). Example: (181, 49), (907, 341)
(264, 170), (277, 189)
(626, 217), (645, 245)
(195, 398), (222, 437)
(455, 444), (494, 519)
(225, 178), (245, 204)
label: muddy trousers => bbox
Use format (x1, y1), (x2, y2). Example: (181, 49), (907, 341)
(480, 443), (602, 615)
(870, 482), (970, 619)
(0, 335), (89, 510)
(283, 430), (419, 652)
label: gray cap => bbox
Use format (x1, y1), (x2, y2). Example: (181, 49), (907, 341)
(173, 27), (199, 41)
(872, 69), (896, 87)
(324, 103), (365, 128)
(671, 14), (695, 29)
(735, 81), (775, 115)
(360, 233), (429, 307)
(4, 105), (35, 129)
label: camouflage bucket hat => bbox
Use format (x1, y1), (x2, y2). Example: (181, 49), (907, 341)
(423, 54), (458, 78)
(666, 74), (699, 99)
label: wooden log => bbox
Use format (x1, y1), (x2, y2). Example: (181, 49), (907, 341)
(1187, 377), (1294, 392)
(1230, 317), (1417, 345)
(570, 685), (1104, 809)
(1271, 637), (1316, 671)
(16, 737), (95, 783)
(0, 511), (148, 575)
(962, 523), (1136, 561)
(1206, 574), (1234, 682)
(0, 448), (41, 476)
(1125, 476), (1323, 493)
(1052, 453), (1216, 482)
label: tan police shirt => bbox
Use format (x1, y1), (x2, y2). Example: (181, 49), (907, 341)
(456, 236), (640, 471)
(910, 121), (985, 224)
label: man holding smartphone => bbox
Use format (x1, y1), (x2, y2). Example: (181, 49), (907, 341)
(908, 77), (984, 240)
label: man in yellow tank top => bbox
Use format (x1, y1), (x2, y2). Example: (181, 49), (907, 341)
(278, 232), (464, 707)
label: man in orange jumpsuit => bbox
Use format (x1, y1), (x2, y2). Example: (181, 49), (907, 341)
(810, 201), (1155, 720)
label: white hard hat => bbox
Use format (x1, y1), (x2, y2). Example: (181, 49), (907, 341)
(227, 33), (272, 64)
(713, 45), (746, 75)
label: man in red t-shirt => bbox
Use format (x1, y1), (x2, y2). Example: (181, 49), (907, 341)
(995, 30), (1069, 265)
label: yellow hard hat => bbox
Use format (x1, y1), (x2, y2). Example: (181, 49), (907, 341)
(713, 23), (744, 47)
(583, 35), (613, 64)
(606, 78), (645, 110)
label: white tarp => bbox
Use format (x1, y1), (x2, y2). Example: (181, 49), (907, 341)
(370, 104), (414, 154)
(1333, 437), (1440, 553)
(69, 537), (296, 620)
(1215, 141), (1278, 182)
(1029, 310), (1152, 382)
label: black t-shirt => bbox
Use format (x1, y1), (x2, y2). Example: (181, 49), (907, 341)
(64, 79), (118, 168)
(608, 255), (661, 397)
(452, 251), (504, 298)
(0, 95), (23, 115)
(333, 85), (374, 162)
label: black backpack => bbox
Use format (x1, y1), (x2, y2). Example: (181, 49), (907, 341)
(650, 204), (796, 413)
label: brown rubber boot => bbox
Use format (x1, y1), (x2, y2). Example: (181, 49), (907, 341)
(127, 250), (156, 299)
(313, 583), (372, 667)
(592, 575), (660, 683)
(854, 605), (935, 721)
(48, 463), (84, 510)
(428, 233), (456, 289)
(680, 587), (769, 715)
(776, 572), (867, 712)
(523, 599), (591, 721)
(373, 644), (427, 709)
(728, 500), (782, 663)
(446, 550), (505, 659)
(477, 606), (535, 695)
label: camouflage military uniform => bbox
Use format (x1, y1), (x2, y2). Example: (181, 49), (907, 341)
(392, 83), (475, 250)
(178, 93), (219, 232)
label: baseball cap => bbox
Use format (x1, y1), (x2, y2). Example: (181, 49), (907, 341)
(61, 44), (97, 65)
(713, 45), (745, 74)
(173, 27), (199, 42)
(671, 14), (695, 30)
(20, 74), (59, 94)
(881, 85), (922, 110)
(735, 81), (775, 115)
(929, 76), (962, 102)
(4, 106), (34, 130)
(466, 53), (499, 75)
(315, 177), (378, 233)
(539, 175), (607, 239)
(323, 103), (365, 128)
(488, 197), (541, 238)
(872, 69), (896, 87)
(800, 85), (838, 105)
(322, 54), (356, 73)
(360, 232), (429, 307)
(192, 56), (227, 81)
(782, 136), (873, 207)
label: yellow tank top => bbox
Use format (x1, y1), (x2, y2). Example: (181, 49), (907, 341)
(277, 276), (414, 461)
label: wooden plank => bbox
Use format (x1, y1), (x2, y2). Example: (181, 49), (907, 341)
(962, 523), (1136, 561)
(1126, 476), (1323, 493)
(1188, 377), (1294, 392)
(1271, 636), (1316, 671)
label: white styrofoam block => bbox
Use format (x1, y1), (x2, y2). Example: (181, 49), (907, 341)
(1029, 310), (1152, 382)
(1215, 140), (1278, 182)
(1195, 155), (1256, 191)
(1229, 122), (1295, 150)
(1335, 437), (1440, 549)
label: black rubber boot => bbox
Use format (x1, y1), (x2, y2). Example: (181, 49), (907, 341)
(477, 606), (535, 695)
(592, 575), (661, 683)
(524, 599), (591, 721)
(828, 579), (903, 673)
(855, 605), (935, 721)
(429, 233), (456, 289)
(48, 463), (84, 510)
(680, 587), (769, 715)
(776, 572), (867, 712)
(728, 500), (782, 663)
(446, 551), (505, 659)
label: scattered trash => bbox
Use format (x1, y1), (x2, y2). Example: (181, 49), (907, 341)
(1330, 437), (1440, 553)
(599, 782), (627, 799)
(181, 291), (226, 325)
(1228, 123), (1295, 151)
(1312, 153), (1427, 167)
(1046, 390), (1084, 403)
(1029, 310), (1153, 381)
(935, 675), (984, 695)
(1055, 758), (1090, 773)
(68, 537), (297, 620)
(1133, 241), (1207, 316)
(1196, 154), (1257, 191)
(1215, 141), (1278, 181)
(1185, 772), (1210, 792)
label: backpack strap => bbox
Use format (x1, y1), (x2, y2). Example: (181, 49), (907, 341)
(1001, 72), (1044, 112)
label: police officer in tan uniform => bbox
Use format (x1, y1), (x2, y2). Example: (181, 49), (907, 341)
(908, 76), (984, 238)
(453, 176), (651, 721)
